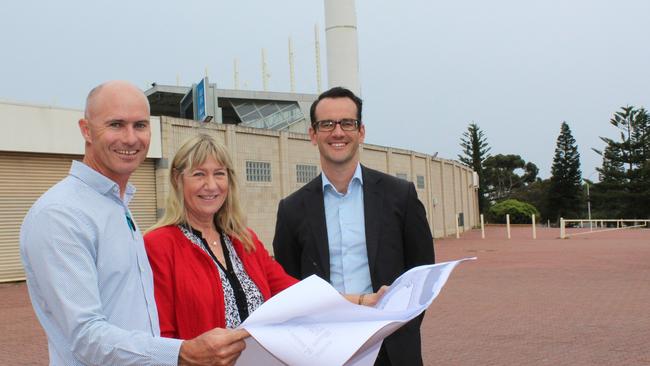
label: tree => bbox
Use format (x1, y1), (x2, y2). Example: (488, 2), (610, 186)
(547, 122), (582, 222)
(483, 154), (539, 203)
(487, 199), (540, 224)
(591, 144), (625, 217)
(592, 106), (650, 218)
(458, 123), (491, 213)
(510, 178), (551, 221)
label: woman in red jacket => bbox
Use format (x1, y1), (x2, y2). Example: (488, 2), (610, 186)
(144, 133), (298, 339)
(145, 134), (383, 340)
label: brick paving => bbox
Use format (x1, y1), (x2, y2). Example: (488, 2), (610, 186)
(1, 226), (649, 365)
(422, 226), (650, 366)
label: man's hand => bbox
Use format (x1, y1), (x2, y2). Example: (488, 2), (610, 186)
(178, 328), (250, 366)
(343, 285), (389, 307)
(360, 285), (389, 306)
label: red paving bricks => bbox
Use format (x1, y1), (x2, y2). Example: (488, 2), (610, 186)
(422, 227), (650, 366)
(1, 226), (649, 365)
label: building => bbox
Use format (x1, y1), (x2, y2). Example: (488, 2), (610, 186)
(146, 82), (316, 133)
(0, 98), (478, 282)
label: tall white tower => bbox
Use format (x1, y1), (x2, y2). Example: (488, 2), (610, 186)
(324, 0), (361, 95)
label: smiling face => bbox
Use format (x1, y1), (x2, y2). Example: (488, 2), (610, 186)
(309, 97), (365, 172)
(182, 156), (229, 225)
(79, 81), (151, 191)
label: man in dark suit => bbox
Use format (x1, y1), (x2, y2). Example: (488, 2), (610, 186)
(272, 86), (435, 365)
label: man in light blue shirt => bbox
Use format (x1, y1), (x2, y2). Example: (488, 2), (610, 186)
(20, 80), (248, 366)
(273, 87), (435, 365)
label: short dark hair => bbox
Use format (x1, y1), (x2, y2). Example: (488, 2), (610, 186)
(309, 87), (363, 127)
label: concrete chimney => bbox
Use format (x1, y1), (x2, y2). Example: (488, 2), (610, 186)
(324, 0), (361, 95)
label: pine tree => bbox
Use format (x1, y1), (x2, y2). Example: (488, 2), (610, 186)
(592, 106), (650, 218)
(547, 122), (582, 221)
(591, 144), (625, 217)
(458, 123), (491, 213)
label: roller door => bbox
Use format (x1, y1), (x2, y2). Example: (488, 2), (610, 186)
(0, 152), (157, 282)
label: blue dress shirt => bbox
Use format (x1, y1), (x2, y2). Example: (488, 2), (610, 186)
(20, 161), (181, 365)
(322, 163), (373, 294)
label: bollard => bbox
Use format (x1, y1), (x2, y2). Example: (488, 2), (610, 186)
(560, 217), (565, 239)
(506, 214), (511, 239)
(532, 214), (536, 239)
(480, 214), (485, 239)
(455, 213), (460, 239)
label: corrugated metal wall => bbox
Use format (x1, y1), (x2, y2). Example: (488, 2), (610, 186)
(0, 152), (156, 282)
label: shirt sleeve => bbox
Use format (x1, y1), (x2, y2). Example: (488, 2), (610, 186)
(21, 205), (182, 366)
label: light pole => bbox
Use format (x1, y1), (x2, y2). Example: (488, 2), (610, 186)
(584, 178), (592, 230)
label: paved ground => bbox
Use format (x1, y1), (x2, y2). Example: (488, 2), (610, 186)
(1, 226), (649, 365)
(421, 226), (650, 366)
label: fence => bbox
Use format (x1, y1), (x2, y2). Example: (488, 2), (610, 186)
(559, 219), (650, 239)
(471, 214), (538, 239)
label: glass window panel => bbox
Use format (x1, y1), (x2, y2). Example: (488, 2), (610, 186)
(246, 161), (271, 182)
(296, 164), (318, 183)
(417, 175), (425, 189)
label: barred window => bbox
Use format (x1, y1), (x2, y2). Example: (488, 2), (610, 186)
(416, 175), (425, 189)
(246, 161), (271, 182)
(396, 173), (408, 181)
(296, 164), (318, 183)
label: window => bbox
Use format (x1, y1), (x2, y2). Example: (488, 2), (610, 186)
(296, 164), (318, 183)
(396, 173), (408, 181)
(246, 161), (271, 182)
(416, 175), (425, 189)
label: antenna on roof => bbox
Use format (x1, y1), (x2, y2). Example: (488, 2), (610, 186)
(234, 58), (240, 90)
(261, 48), (270, 91)
(289, 37), (296, 92)
(315, 23), (322, 94)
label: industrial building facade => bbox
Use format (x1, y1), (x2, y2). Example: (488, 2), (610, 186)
(1, 101), (478, 282)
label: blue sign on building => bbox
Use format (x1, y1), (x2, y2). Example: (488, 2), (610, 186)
(196, 77), (208, 122)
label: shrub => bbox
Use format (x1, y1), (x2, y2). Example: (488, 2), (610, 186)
(488, 199), (540, 224)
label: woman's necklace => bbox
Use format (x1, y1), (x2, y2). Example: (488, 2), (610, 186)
(206, 233), (228, 269)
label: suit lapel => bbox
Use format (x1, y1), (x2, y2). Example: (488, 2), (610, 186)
(303, 175), (331, 280)
(362, 166), (383, 284)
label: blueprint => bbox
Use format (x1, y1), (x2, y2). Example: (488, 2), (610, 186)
(236, 257), (476, 366)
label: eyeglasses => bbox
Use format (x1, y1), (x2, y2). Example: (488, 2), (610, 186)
(313, 119), (360, 132)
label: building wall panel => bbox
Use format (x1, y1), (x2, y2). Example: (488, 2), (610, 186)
(360, 146), (388, 172)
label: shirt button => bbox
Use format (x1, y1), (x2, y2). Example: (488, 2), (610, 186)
(140, 266), (145, 272)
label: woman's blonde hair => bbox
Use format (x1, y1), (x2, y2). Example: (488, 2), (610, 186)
(148, 133), (254, 251)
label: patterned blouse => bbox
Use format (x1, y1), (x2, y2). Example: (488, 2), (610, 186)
(179, 225), (265, 328)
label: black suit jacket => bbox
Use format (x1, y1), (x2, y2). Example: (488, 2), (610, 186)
(273, 165), (435, 365)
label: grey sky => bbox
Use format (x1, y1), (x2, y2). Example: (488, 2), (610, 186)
(1, 0), (648, 180)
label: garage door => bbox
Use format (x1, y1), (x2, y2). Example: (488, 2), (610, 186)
(0, 152), (157, 282)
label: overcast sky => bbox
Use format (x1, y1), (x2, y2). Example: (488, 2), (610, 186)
(2, 0), (648, 180)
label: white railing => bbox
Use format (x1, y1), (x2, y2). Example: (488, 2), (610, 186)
(559, 218), (650, 239)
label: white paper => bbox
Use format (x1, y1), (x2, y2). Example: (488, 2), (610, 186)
(237, 257), (476, 366)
